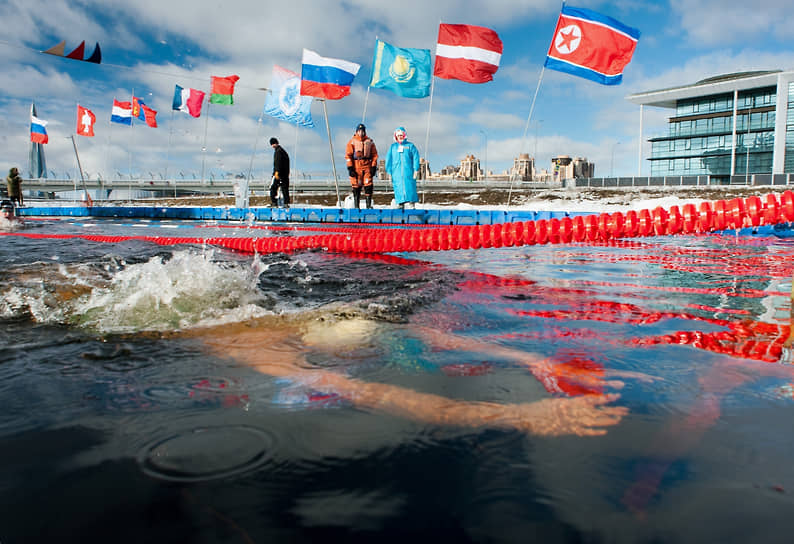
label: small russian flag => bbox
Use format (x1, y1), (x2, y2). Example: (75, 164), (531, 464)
(30, 114), (48, 144)
(300, 49), (360, 100)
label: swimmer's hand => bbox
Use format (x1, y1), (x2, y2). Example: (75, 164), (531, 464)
(499, 394), (628, 437)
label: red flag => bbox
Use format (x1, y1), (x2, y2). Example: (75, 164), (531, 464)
(132, 97), (158, 127)
(76, 105), (96, 137)
(544, 5), (640, 85)
(210, 75), (240, 105)
(434, 24), (502, 84)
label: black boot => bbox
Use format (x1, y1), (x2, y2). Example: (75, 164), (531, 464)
(365, 195), (372, 209)
(352, 189), (361, 209)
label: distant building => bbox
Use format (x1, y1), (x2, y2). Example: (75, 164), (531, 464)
(419, 158), (431, 180)
(551, 155), (595, 181)
(627, 70), (794, 182)
(511, 153), (534, 181)
(458, 154), (482, 180)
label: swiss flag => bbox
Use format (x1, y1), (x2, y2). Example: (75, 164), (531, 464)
(76, 105), (96, 137)
(434, 24), (502, 84)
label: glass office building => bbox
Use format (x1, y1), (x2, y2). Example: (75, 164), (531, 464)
(627, 70), (794, 182)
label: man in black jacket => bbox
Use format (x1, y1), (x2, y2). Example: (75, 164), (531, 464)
(269, 138), (290, 208)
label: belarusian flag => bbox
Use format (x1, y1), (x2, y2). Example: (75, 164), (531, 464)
(210, 75), (240, 105)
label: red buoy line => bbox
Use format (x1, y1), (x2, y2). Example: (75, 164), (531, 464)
(4, 192), (793, 254)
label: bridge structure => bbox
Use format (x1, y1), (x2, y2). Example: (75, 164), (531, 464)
(19, 177), (563, 196)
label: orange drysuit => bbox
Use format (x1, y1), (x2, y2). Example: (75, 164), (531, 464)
(345, 133), (378, 188)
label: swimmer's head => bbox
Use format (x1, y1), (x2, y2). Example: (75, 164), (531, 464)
(301, 318), (377, 348)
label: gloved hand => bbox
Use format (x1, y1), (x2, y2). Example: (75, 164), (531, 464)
(347, 165), (356, 177)
(370, 165), (378, 177)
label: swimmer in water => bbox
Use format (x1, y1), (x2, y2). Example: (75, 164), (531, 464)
(191, 315), (629, 437)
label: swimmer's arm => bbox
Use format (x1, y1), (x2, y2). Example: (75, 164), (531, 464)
(202, 326), (626, 436)
(290, 369), (627, 437)
(414, 325), (657, 385)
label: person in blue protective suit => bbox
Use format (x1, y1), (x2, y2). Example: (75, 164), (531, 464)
(385, 127), (420, 209)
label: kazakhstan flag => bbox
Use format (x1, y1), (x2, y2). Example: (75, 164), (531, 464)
(369, 40), (431, 98)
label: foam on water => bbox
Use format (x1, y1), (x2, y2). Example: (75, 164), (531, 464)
(0, 249), (277, 333)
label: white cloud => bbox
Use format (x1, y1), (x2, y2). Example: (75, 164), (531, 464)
(670, 0), (794, 46)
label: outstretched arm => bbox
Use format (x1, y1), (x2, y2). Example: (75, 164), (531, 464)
(200, 321), (627, 436)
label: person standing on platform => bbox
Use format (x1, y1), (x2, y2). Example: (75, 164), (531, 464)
(345, 123), (378, 209)
(269, 138), (290, 208)
(6, 167), (23, 207)
(384, 127), (420, 209)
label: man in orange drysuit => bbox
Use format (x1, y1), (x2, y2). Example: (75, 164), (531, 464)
(345, 123), (378, 209)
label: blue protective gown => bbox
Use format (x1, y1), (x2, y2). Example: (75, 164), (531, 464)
(385, 140), (420, 204)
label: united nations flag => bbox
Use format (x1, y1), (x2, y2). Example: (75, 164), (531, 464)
(264, 65), (314, 127)
(369, 40), (431, 98)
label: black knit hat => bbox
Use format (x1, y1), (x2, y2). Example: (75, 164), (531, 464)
(269, 137), (279, 145)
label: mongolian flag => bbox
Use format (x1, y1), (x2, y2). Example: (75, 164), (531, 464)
(132, 96), (158, 127)
(544, 5), (640, 85)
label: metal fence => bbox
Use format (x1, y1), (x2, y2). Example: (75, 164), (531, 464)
(574, 173), (794, 188)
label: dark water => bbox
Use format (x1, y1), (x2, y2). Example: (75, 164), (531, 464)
(2, 217), (794, 543)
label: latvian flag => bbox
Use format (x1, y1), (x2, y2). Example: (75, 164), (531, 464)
(30, 113), (48, 144)
(300, 49), (360, 100)
(434, 24), (502, 84)
(111, 99), (132, 125)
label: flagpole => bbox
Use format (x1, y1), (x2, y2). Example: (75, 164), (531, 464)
(200, 97), (211, 185)
(294, 120), (299, 189)
(106, 100), (113, 201)
(166, 108), (175, 197)
(321, 99), (341, 206)
(246, 109), (264, 201)
(129, 88), (135, 203)
(507, 65), (546, 207)
(70, 135), (92, 206)
(362, 35), (378, 124)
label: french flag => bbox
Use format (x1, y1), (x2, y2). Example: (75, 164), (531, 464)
(300, 49), (360, 100)
(434, 24), (502, 84)
(30, 114), (48, 144)
(544, 5), (640, 86)
(173, 84), (205, 117)
(111, 99), (132, 125)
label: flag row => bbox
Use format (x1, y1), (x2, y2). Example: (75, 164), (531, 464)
(29, 6), (639, 143)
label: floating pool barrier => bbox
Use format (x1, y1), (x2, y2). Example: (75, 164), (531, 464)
(5, 192), (794, 254)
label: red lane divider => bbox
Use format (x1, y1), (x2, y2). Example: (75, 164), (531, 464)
(4, 191), (793, 255)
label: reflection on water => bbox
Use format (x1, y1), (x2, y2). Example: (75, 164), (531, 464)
(2, 219), (794, 543)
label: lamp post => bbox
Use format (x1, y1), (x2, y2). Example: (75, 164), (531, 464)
(534, 120), (544, 176)
(610, 141), (621, 177)
(479, 129), (487, 180)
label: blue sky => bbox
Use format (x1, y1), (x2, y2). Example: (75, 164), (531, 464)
(1, 0), (793, 181)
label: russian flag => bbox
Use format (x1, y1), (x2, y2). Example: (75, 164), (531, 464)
(111, 99), (132, 125)
(300, 49), (360, 100)
(30, 114), (48, 144)
(544, 5), (640, 86)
